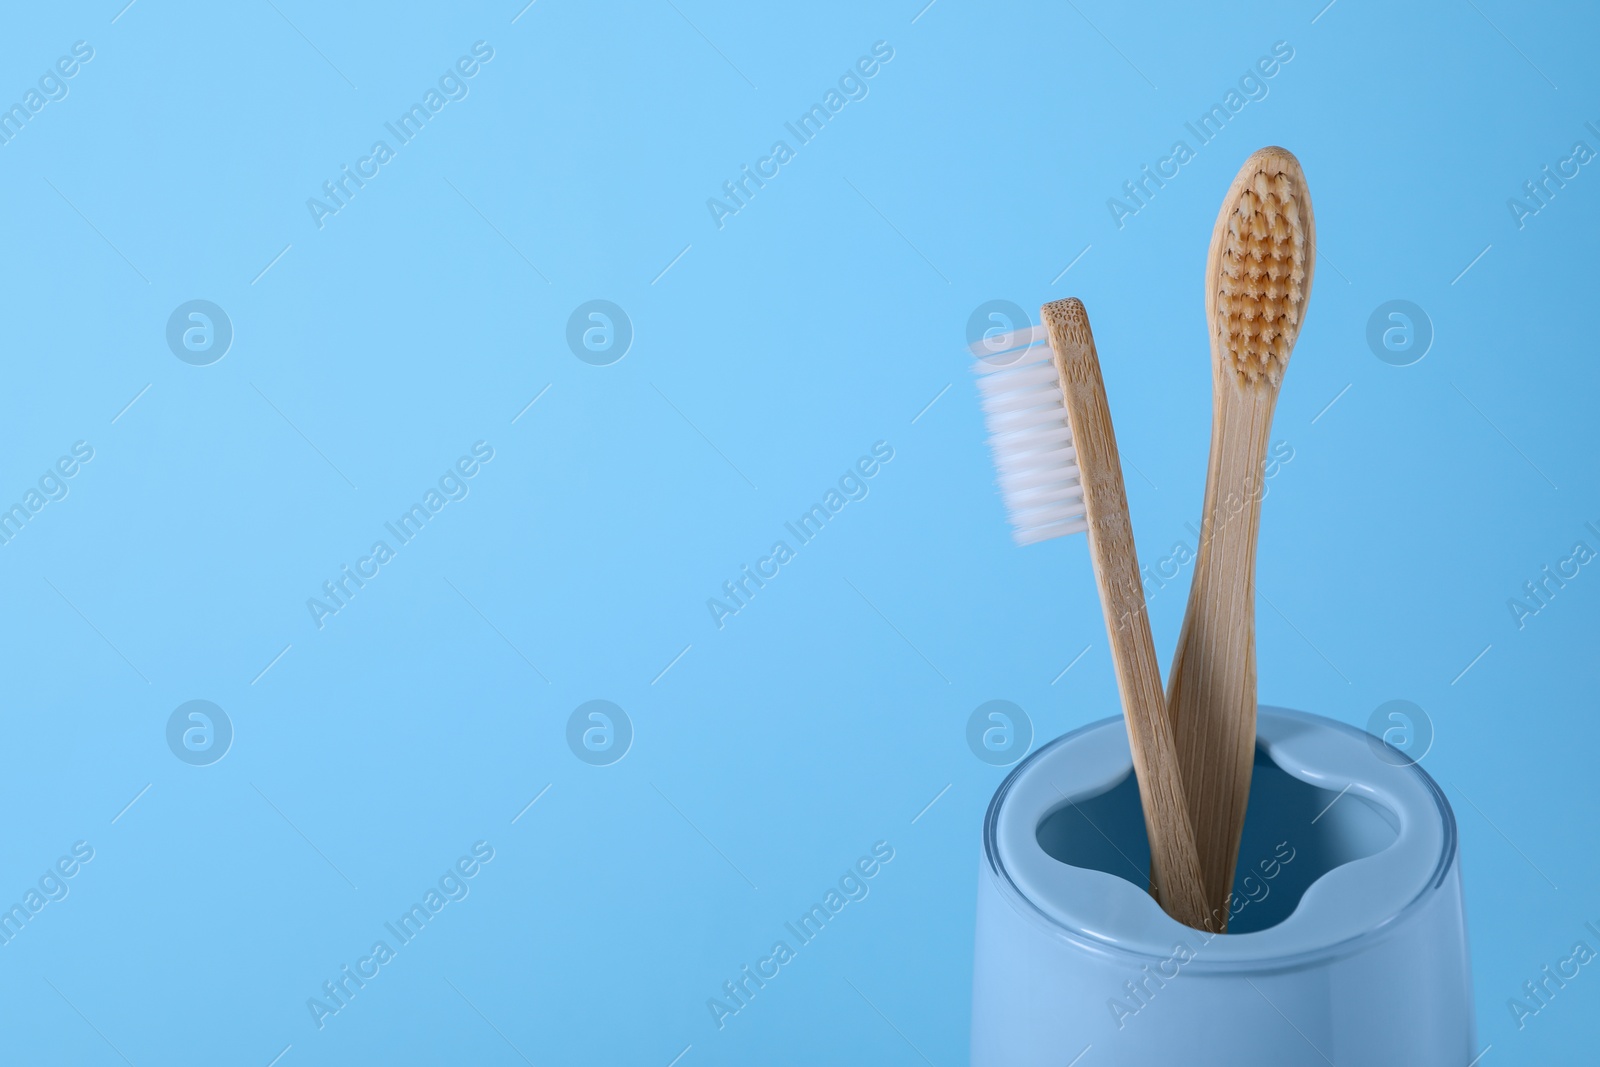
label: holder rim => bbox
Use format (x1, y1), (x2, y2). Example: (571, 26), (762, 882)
(981, 705), (1458, 975)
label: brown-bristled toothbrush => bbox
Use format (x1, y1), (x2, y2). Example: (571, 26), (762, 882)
(1167, 146), (1315, 926)
(972, 299), (1213, 930)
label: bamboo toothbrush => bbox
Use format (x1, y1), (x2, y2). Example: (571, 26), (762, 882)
(972, 298), (1212, 930)
(1167, 146), (1315, 926)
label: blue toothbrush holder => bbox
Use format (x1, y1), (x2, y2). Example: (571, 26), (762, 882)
(970, 706), (1475, 1066)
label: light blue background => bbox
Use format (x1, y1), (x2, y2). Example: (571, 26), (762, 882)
(1, 1), (1596, 1063)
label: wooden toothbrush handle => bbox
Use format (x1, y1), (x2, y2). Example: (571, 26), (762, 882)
(1042, 300), (1213, 931)
(1166, 384), (1275, 926)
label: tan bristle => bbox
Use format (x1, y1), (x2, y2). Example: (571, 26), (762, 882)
(1215, 155), (1309, 386)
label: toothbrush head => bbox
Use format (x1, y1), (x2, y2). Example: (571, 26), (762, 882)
(971, 323), (1085, 545)
(1209, 146), (1315, 389)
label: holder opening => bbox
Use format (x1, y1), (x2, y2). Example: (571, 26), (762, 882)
(1035, 745), (1399, 933)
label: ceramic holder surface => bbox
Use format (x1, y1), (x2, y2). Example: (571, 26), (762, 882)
(970, 706), (1474, 1066)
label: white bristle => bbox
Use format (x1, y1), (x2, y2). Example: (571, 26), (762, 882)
(971, 329), (1087, 545)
